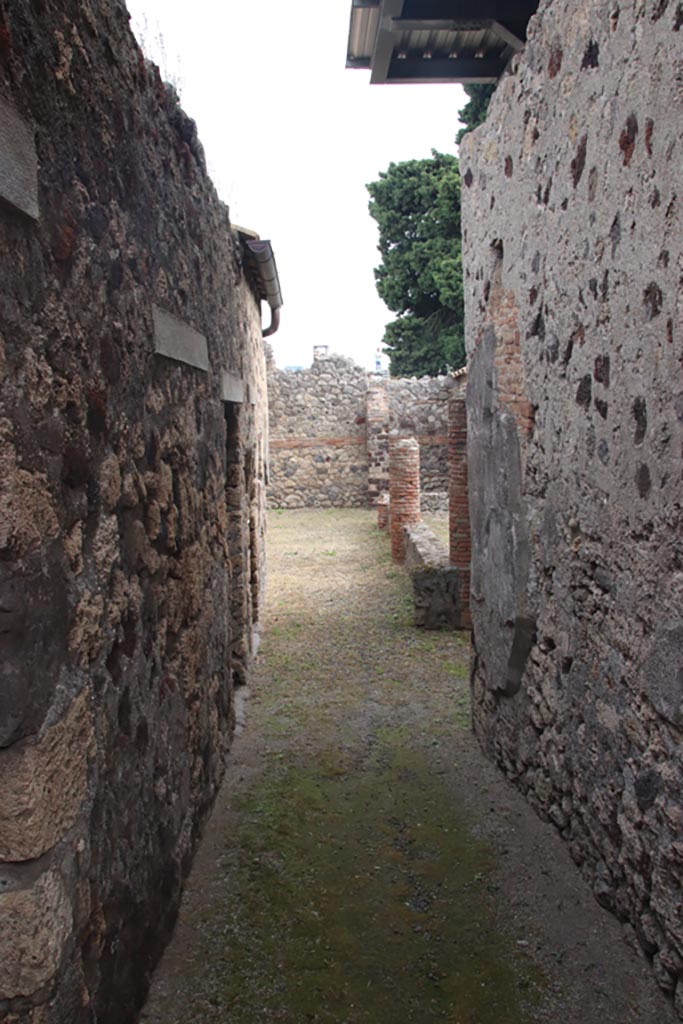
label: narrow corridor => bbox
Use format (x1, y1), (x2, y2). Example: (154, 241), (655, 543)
(142, 511), (674, 1024)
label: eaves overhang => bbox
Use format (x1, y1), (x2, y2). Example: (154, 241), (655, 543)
(235, 226), (283, 338)
(346, 0), (540, 84)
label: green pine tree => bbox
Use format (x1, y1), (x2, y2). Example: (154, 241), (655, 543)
(367, 152), (465, 378)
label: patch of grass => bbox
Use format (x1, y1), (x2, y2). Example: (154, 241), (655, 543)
(453, 689), (471, 729)
(448, 660), (469, 681)
(146, 510), (543, 1024)
(178, 731), (543, 1024)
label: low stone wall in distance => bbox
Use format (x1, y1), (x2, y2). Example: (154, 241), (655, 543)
(421, 491), (449, 513)
(404, 524), (462, 630)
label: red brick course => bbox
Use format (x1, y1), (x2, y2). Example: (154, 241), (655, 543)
(487, 277), (534, 439)
(270, 436), (365, 451)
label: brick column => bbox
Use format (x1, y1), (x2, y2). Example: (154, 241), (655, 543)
(366, 381), (390, 506)
(389, 437), (420, 563)
(448, 393), (471, 628)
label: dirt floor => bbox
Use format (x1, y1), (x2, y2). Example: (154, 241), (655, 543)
(141, 509), (676, 1024)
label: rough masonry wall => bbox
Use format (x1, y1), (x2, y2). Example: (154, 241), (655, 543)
(267, 354), (369, 507)
(267, 352), (455, 508)
(461, 0), (683, 1006)
(387, 376), (452, 494)
(0, 2), (267, 1021)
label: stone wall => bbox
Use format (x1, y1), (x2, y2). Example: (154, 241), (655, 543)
(267, 352), (457, 507)
(404, 524), (462, 631)
(0, 2), (268, 1021)
(268, 354), (368, 507)
(386, 376), (452, 494)
(461, 0), (683, 1008)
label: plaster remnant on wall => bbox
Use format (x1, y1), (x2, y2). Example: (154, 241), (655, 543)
(152, 305), (209, 372)
(640, 622), (683, 727)
(0, 95), (38, 220)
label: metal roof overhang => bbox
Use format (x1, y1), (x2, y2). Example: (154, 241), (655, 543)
(235, 226), (283, 338)
(346, 0), (539, 84)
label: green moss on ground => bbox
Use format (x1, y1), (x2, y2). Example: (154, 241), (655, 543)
(147, 510), (544, 1023)
(189, 733), (541, 1024)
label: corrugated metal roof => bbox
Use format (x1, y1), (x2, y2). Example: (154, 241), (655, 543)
(347, 3), (380, 64)
(393, 25), (506, 60)
(346, 1), (539, 83)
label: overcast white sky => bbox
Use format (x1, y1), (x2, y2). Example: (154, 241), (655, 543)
(125, 0), (465, 370)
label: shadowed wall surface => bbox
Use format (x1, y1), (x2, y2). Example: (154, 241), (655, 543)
(461, 0), (683, 1009)
(0, 1), (267, 1020)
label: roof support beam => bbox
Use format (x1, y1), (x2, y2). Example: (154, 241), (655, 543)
(400, 0), (536, 18)
(387, 55), (502, 82)
(489, 19), (525, 50)
(392, 18), (490, 31)
(370, 0), (404, 84)
(391, 16), (526, 47)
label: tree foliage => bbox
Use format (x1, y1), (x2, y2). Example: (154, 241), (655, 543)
(455, 84), (495, 144)
(367, 151), (465, 378)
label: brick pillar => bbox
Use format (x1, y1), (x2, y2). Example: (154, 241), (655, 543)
(366, 381), (390, 506)
(389, 437), (420, 563)
(448, 393), (471, 628)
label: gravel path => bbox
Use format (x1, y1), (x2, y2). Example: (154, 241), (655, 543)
(142, 509), (675, 1024)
